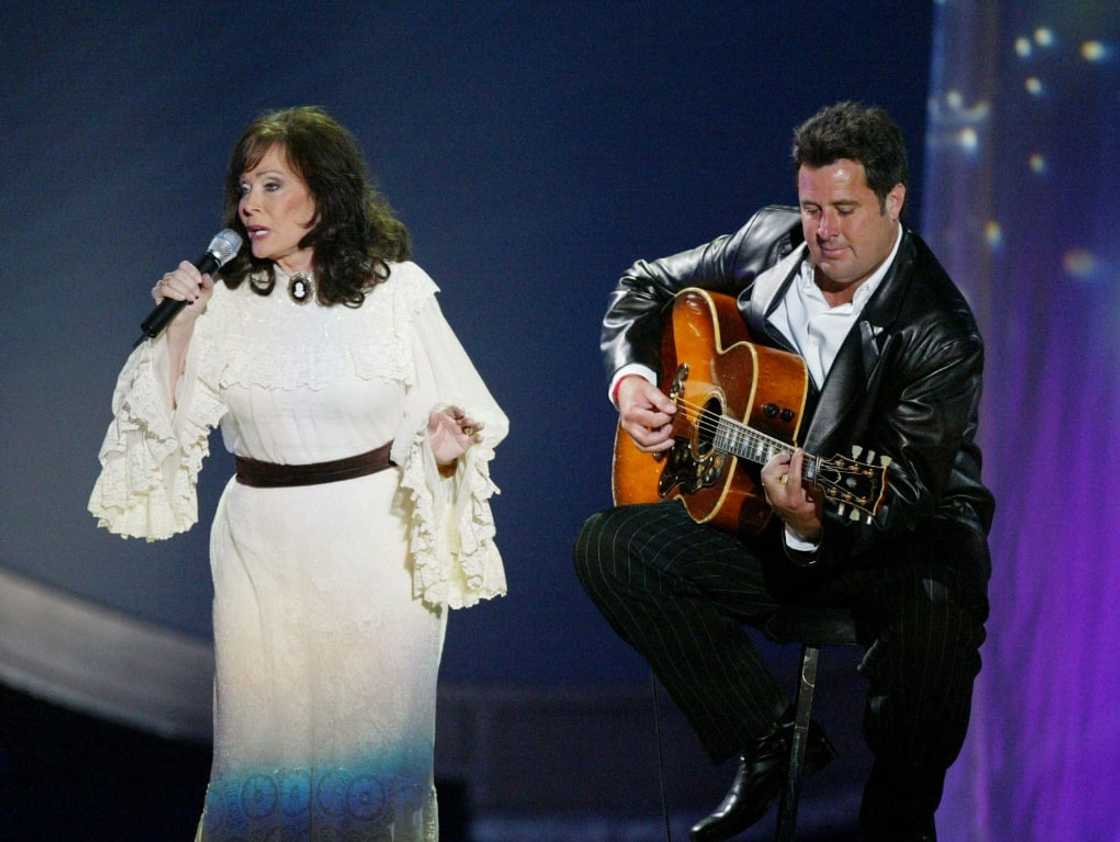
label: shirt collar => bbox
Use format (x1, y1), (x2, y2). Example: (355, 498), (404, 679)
(798, 222), (903, 308)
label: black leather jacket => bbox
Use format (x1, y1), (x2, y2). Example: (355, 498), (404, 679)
(602, 206), (994, 591)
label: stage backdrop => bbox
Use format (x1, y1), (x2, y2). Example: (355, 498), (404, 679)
(3, 0), (1118, 837)
(922, 2), (1120, 840)
(1, 0), (934, 725)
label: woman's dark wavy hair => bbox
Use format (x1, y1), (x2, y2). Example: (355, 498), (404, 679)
(219, 106), (411, 306)
(792, 101), (909, 212)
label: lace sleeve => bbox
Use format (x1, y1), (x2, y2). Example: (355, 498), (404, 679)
(388, 264), (509, 609)
(87, 304), (227, 541)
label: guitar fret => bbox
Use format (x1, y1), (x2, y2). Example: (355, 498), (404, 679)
(714, 418), (729, 451)
(725, 419), (739, 453)
(711, 415), (799, 469)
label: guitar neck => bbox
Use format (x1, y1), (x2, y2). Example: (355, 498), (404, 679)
(711, 417), (818, 484)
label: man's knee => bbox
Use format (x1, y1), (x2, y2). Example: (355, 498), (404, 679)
(573, 505), (652, 585)
(573, 508), (615, 583)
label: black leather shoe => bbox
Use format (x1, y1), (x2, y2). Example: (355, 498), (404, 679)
(689, 718), (835, 841)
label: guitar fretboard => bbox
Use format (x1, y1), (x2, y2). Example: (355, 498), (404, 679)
(709, 413), (817, 483)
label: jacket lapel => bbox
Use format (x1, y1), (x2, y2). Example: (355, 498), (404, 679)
(803, 232), (915, 453)
(741, 243), (806, 352)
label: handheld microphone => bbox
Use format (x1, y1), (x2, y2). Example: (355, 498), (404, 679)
(137, 229), (243, 341)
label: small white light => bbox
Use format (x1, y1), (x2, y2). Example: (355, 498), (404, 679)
(946, 89), (963, 109)
(984, 221), (1002, 247)
(1025, 76), (1043, 95)
(1015, 37), (1032, 57)
(1029, 153), (1046, 173)
(959, 127), (978, 151)
(1035, 27), (1054, 47)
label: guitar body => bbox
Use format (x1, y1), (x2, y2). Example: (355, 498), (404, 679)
(612, 288), (809, 535)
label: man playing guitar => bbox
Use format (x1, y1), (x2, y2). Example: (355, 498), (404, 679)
(573, 102), (993, 842)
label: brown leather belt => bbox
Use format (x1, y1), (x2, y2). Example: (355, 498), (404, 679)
(235, 441), (394, 488)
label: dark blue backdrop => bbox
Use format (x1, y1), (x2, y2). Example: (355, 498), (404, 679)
(2, 2), (933, 687)
(7, 4), (1120, 839)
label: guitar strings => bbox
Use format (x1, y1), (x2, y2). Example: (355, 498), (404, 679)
(668, 395), (821, 483)
(662, 394), (881, 512)
(670, 395), (792, 452)
(672, 403), (781, 450)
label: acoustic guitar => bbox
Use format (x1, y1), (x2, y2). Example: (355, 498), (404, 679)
(611, 288), (890, 535)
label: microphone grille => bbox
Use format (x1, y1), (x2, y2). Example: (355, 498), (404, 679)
(208, 229), (244, 267)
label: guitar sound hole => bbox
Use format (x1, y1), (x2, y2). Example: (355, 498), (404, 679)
(696, 396), (722, 455)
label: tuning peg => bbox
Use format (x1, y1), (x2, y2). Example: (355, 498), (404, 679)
(879, 455), (892, 467)
(864, 514), (874, 525)
(836, 503), (846, 517)
(865, 449), (876, 463)
(849, 508), (861, 522)
(850, 445), (863, 458)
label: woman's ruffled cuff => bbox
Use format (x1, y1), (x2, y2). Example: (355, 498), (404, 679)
(87, 338), (225, 541)
(395, 418), (507, 610)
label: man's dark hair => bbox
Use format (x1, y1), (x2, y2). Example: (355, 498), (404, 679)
(792, 101), (909, 210)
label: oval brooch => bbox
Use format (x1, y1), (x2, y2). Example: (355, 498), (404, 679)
(288, 273), (312, 304)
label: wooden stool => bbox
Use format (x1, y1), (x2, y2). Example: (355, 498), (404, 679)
(763, 605), (860, 842)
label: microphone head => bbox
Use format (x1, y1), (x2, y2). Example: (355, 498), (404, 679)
(207, 229), (244, 268)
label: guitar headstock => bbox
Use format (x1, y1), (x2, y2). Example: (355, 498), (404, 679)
(815, 445), (891, 524)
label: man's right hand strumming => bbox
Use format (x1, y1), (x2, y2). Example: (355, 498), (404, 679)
(617, 375), (677, 453)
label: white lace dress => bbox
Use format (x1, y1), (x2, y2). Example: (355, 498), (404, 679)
(88, 261), (507, 842)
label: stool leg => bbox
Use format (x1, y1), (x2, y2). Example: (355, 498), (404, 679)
(776, 644), (819, 841)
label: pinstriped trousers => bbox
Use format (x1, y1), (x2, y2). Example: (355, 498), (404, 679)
(573, 501), (987, 833)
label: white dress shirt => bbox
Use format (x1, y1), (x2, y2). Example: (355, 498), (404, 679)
(767, 224), (902, 389)
(769, 225), (901, 550)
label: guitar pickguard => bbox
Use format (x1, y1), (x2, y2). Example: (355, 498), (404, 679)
(658, 439), (729, 497)
(657, 363), (731, 497)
